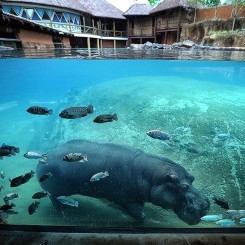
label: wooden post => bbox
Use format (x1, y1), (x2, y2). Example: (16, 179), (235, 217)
(177, 7), (182, 42)
(114, 39), (116, 49)
(154, 16), (157, 43)
(113, 20), (116, 37)
(83, 16), (85, 33)
(87, 37), (91, 57)
(92, 19), (95, 34)
(97, 38), (100, 54)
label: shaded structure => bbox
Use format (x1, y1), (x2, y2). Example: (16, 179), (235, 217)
(123, 3), (154, 45)
(0, 0), (127, 49)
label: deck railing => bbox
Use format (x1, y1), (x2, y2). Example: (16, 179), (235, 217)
(128, 26), (154, 37)
(36, 21), (126, 37)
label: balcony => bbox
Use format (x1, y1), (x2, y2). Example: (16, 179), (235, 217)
(128, 25), (154, 37)
(36, 22), (126, 38)
(156, 19), (189, 30)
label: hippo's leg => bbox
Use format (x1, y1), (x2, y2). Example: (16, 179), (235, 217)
(120, 202), (145, 221)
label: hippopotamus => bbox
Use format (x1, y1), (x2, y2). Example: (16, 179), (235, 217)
(36, 140), (210, 225)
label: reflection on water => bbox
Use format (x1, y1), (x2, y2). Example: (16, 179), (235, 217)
(0, 47), (245, 60)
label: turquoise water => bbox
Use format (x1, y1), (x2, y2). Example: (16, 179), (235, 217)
(0, 59), (245, 228)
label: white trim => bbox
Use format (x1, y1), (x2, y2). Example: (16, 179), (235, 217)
(101, 37), (128, 40)
(74, 33), (127, 40)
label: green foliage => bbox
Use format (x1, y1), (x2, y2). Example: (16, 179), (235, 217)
(148, 0), (160, 5)
(208, 29), (241, 35)
(198, 0), (221, 7)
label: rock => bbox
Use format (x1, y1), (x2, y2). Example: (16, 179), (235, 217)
(143, 41), (153, 49)
(182, 40), (195, 48)
(130, 44), (144, 50)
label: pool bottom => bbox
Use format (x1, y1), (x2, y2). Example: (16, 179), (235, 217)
(1, 226), (245, 245)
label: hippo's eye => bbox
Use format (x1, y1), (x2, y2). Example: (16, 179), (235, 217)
(180, 183), (189, 192)
(189, 175), (195, 183)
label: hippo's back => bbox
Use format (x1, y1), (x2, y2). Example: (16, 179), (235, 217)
(36, 139), (143, 199)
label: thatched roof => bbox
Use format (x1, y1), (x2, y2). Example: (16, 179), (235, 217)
(1, 0), (90, 14)
(150, 0), (203, 14)
(1, 0), (125, 19)
(0, 8), (73, 36)
(123, 3), (154, 16)
(80, 0), (125, 19)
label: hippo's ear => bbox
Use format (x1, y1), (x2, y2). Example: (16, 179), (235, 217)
(166, 173), (178, 183)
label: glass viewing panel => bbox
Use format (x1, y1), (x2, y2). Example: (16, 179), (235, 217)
(0, 59), (244, 229)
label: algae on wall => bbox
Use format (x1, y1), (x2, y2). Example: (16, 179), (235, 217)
(181, 18), (245, 47)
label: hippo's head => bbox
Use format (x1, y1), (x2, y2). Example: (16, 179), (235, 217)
(149, 166), (210, 225)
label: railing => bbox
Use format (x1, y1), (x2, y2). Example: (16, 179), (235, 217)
(35, 21), (126, 37)
(156, 19), (189, 30)
(128, 26), (154, 37)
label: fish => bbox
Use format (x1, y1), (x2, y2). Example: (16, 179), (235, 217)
(0, 185), (3, 192)
(39, 240), (48, 245)
(24, 151), (47, 160)
(27, 106), (53, 115)
(0, 203), (15, 211)
(63, 153), (88, 162)
(93, 113), (118, 123)
(39, 172), (52, 182)
(39, 159), (48, 165)
(201, 136), (211, 141)
(0, 143), (20, 153)
(226, 210), (245, 219)
(0, 148), (16, 159)
(201, 214), (223, 221)
(0, 171), (5, 179)
(239, 218), (245, 224)
(32, 191), (51, 199)
(59, 105), (93, 119)
(28, 201), (40, 215)
(3, 193), (19, 205)
(21, 170), (35, 184)
(217, 133), (231, 140)
(90, 171), (109, 182)
(212, 196), (229, 210)
(146, 129), (171, 141)
(56, 196), (79, 207)
(215, 219), (236, 227)
(9, 170), (35, 187)
(9, 175), (24, 187)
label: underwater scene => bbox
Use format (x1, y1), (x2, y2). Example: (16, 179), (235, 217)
(0, 59), (245, 229)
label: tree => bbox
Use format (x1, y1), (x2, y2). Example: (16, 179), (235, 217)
(199, 0), (221, 7)
(148, 0), (160, 5)
(230, 0), (245, 30)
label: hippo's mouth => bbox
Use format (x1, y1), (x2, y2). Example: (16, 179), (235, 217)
(174, 193), (210, 225)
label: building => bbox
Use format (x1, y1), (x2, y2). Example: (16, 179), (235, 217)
(123, 3), (155, 45)
(0, 0), (127, 49)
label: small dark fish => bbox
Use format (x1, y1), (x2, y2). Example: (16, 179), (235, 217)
(9, 175), (24, 187)
(0, 203), (15, 211)
(0, 148), (15, 159)
(27, 106), (53, 115)
(63, 153), (88, 162)
(213, 196), (230, 210)
(39, 172), (52, 182)
(0, 143), (20, 153)
(21, 170), (35, 184)
(59, 105), (93, 119)
(147, 129), (171, 141)
(4, 193), (19, 204)
(93, 113), (118, 123)
(32, 191), (50, 199)
(9, 170), (35, 187)
(28, 201), (40, 215)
